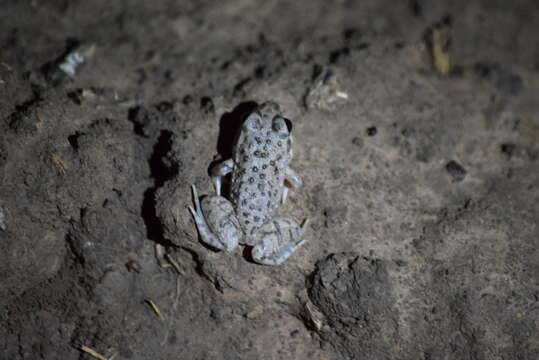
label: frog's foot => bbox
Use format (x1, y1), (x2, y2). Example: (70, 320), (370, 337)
(189, 185), (242, 252)
(210, 159), (234, 196)
(282, 166), (302, 204)
(251, 217), (308, 265)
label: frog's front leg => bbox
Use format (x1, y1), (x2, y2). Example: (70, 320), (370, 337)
(189, 185), (242, 251)
(251, 218), (308, 265)
(210, 159), (234, 196)
(282, 167), (303, 204)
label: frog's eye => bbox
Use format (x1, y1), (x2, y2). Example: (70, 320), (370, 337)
(272, 116), (291, 137)
(242, 112), (263, 131)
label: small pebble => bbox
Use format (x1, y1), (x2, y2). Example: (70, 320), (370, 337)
(445, 160), (466, 182)
(500, 143), (516, 157)
(366, 126), (377, 136)
(351, 137), (363, 147)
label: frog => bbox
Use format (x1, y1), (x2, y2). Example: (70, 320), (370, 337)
(189, 102), (307, 265)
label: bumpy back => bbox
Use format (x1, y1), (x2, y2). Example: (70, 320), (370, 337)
(231, 103), (291, 239)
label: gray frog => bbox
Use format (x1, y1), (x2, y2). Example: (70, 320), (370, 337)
(189, 102), (307, 265)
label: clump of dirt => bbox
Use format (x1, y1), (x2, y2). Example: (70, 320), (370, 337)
(308, 254), (399, 359)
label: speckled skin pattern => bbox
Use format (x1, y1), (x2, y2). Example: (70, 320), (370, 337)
(189, 102), (306, 265)
(231, 102), (290, 241)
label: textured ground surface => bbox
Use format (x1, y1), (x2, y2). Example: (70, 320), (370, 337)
(1, 1), (538, 359)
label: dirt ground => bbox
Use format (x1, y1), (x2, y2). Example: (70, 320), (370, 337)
(1, 1), (538, 359)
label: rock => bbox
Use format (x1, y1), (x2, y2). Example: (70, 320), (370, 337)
(445, 160), (467, 182)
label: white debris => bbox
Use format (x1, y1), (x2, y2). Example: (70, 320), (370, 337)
(58, 44), (96, 77)
(304, 69), (349, 111)
(0, 205), (6, 231)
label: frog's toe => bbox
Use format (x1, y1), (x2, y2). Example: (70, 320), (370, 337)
(281, 187), (289, 204)
(210, 159), (234, 196)
(285, 166), (303, 188)
(211, 176), (222, 196)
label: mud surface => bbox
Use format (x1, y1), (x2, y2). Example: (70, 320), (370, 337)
(1, 1), (538, 359)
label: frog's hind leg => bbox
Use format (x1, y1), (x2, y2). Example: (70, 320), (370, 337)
(210, 159), (234, 196)
(251, 218), (308, 265)
(189, 185), (242, 252)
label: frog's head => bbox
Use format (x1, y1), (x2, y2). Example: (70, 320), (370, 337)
(242, 102), (290, 137)
(240, 102), (294, 160)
